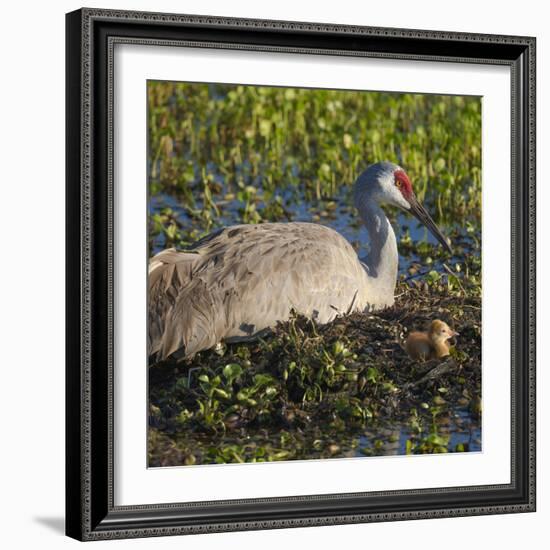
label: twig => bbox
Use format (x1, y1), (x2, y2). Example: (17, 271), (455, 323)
(413, 359), (457, 388)
(402, 269), (431, 282)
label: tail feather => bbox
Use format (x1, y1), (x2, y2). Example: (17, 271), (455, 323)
(148, 249), (223, 362)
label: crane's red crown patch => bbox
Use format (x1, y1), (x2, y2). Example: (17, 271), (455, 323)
(394, 169), (413, 199)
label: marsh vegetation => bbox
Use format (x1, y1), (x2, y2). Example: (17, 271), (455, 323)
(147, 81), (482, 466)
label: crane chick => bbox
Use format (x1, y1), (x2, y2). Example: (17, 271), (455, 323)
(405, 320), (459, 361)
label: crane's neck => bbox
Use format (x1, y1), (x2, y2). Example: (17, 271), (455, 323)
(357, 200), (398, 303)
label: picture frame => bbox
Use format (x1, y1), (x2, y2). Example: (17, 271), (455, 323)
(65, 7), (536, 541)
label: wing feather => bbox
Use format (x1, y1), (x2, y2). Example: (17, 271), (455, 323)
(148, 222), (370, 361)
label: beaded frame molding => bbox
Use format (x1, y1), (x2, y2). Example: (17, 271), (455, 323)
(65, 7), (536, 541)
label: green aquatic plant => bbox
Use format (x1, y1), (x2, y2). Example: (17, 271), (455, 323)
(146, 81), (482, 467)
(148, 268), (482, 466)
(148, 81), (482, 250)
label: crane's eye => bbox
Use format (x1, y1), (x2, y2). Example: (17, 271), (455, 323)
(395, 179), (402, 188)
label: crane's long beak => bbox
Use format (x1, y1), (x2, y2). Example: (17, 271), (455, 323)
(408, 194), (452, 254)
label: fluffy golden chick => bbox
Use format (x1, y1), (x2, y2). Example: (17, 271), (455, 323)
(405, 320), (459, 361)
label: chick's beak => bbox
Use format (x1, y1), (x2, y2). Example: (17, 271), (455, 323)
(408, 194), (452, 254)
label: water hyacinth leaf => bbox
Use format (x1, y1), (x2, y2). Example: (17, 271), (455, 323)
(366, 367), (379, 384)
(427, 434), (449, 447)
(213, 388), (231, 400)
(147, 82), (482, 467)
(254, 373), (276, 386)
(223, 363), (243, 383)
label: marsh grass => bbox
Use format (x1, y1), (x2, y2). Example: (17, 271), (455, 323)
(147, 81), (482, 466)
(148, 82), (481, 251)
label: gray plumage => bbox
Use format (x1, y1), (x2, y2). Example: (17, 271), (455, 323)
(149, 162), (450, 362)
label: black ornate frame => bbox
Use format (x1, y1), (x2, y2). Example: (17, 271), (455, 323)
(66, 8), (536, 541)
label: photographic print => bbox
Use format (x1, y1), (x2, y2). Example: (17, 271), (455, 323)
(66, 10), (535, 539)
(147, 81), (482, 467)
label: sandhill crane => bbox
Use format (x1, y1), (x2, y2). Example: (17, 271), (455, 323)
(405, 320), (459, 361)
(149, 161), (451, 362)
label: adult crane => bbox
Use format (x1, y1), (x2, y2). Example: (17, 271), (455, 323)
(148, 161), (451, 361)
